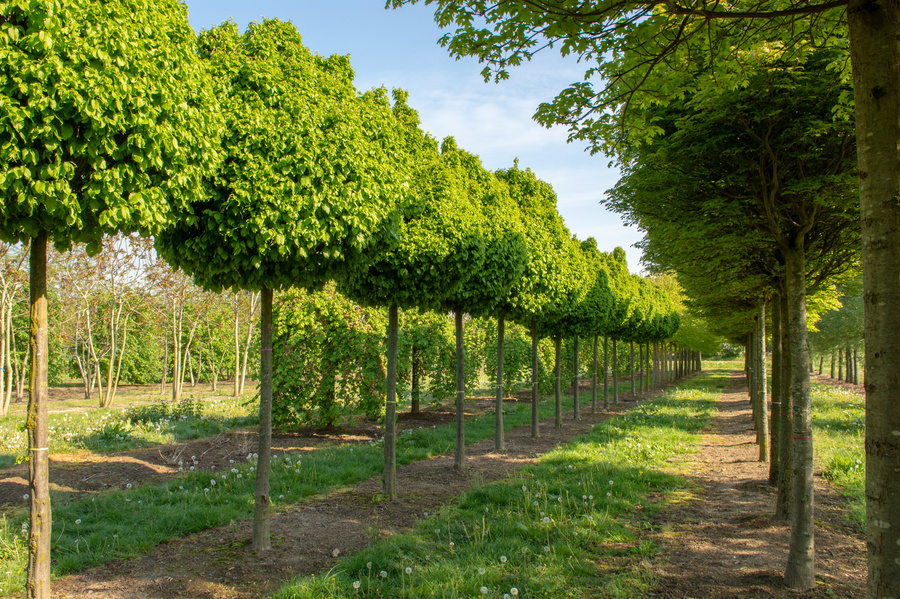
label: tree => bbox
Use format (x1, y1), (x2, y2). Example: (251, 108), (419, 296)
(339, 91), (487, 491)
(155, 19), (407, 550)
(0, 0), (222, 594)
(495, 165), (571, 439)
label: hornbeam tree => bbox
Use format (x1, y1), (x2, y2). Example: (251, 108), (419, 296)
(495, 165), (570, 439)
(339, 93), (489, 491)
(0, 1), (222, 595)
(434, 138), (527, 469)
(155, 19), (408, 550)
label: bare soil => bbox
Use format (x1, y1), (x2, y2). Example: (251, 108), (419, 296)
(0, 373), (866, 598)
(648, 373), (865, 598)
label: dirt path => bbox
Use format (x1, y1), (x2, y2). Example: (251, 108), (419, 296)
(649, 373), (866, 598)
(44, 394), (649, 599)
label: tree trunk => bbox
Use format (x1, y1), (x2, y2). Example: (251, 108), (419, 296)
(770, 292), (783, 487)
(756, 303), (769, 463)
(160, 333), (168, 396)
(853, 347), (859, 385)
(830, 350), (835, 379)
(776, 290), (794, 521)
(531, 318), (540, 438)
(495, 315), (504, 450)
(602, 333), (609, 410)
(783, 245), (814, 589)
(411, 345), (421, 415)
(591, 333), (598, 414)
(818, 356), (823, 375)
(233, 302), (241, 397)
(554, 336), (562, 428)
(573, 336), (580, 420)
(26, 232), (50, 599)
(838, 348), (843, 380)
(612, 339), (618, 404)
(848, 5), (900, 592)
(252, 287), (274, 551)
(639, 343), (644, 394)
(454, 311), (465, 469)
(630, 340), (635, 397)
(384, 305), (398, 497)
(172, 302), (182, 402)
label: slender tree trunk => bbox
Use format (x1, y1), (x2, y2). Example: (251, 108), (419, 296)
(770, 292), (783, 486)
(830, 350), (835, 379)
(629, 340), (635, 397)
(783, 245), (814, 589)
(776, 290), (793, 521)
(252, 287), (274, 551)
(239, 294), (258, 396)
(554, 336), (562, 427)
(838, 349), (843, 381)
(160, 333), (167, 396)
(26, 232), (50, 599)
(384, 305), (398, 497)
(818, 356), (823, 375)
(495, 315), (504, 450)
(531, 318), (540, 438)
(639, 343), (644, 395)
(756, 303), (769, 463)
(591, 333), (598, 414)
(612, 339), (618, 405)
(233, 303), (241, 397)
(454, 311), (465, 469)
(602, 333), (609, 410)
(15, 333), (29, 403)
(853, 347), (858, 385)
(410, 346), (420, 416)
(172, 303), (182, 402)
(573, 336), (580, 420)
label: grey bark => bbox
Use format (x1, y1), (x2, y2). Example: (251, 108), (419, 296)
(252, 286), (273, 551)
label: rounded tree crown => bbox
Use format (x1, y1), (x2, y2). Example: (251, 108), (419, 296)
(0, 0), (223, 251)
(155, 19), (410, 292)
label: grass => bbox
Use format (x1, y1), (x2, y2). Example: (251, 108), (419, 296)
(270, 363), (733, 599)
(0, 393), (259, 469)
(811, 382), (865, 525)
(0, 383), (598, 595)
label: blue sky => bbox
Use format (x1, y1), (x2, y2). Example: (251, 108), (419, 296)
(182, 0), (643, 271)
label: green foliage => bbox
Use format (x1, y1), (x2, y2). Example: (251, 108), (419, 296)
(494, 166), (569, 326)
(809, 277), (864, 356)
(605, 50), (858, 341)
(155, 19), (408, 292)
(0, 0), (222, 249)
(272, 284), (386, 428)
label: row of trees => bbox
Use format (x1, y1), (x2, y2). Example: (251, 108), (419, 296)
(1, 7), (690, 597)
(606, 49), (859, 589)
(392, 0), (898, 594)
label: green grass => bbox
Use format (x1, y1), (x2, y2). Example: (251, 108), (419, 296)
(811, 382), (865, 525)
(0, 385), (595, 595)
(271, 364), (732, 599)
(0, 394), (258, 468)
